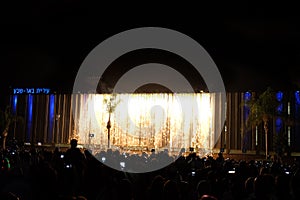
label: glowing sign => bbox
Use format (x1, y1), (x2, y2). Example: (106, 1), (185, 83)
(13, 88), (51, 94)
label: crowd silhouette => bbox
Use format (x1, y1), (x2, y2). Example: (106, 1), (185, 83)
(1, 139), (300, 200)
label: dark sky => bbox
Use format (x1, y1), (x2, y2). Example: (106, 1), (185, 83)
(1, 1), (300, 96)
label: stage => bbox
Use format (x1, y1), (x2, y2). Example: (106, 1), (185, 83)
(70, 92), (225, 157)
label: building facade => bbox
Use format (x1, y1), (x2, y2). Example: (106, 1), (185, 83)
(6, 90), (300, 154)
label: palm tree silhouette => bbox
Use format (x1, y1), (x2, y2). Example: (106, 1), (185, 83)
(245, 87), (278, 159)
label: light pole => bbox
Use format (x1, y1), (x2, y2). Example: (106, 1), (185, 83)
(107, 112), (111, 149)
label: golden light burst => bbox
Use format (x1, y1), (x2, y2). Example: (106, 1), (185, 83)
(75, 93), (215, 155)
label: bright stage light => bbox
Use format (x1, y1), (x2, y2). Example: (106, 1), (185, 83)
(75, 93), (217, 156)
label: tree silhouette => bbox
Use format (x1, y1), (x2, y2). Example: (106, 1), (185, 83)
(103, 93), (120, 148)
(0, 105), (23, 150)
(245, 87), (278, 159)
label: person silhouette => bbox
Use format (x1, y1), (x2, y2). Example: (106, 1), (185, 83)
(65, 139), (86, 166)
(64, 139), (86, 196)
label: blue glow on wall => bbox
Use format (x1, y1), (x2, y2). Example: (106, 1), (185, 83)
(12, 95), (18, 115)
(276, 91), (283, 102)
(296, 91), (300, 105)
(276, 91), (284, 115)
(244, 91), (251, 131)
(295, 91), (300, 120)
(26, 95), (33, 142)
(244, 92), (251, 120)
(275, 118), (283, 133)
(48, 94), (55, 142)
(243, 92), (251, 149)
(244, 91), (251, 101)
(275, 91), (284, 136)
(295, 91), (300, 150)
(277, 104), (283, 114)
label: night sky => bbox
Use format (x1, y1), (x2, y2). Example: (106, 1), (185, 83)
(1, 2), (300, 97)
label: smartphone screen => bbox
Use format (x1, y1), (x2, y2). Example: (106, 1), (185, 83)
(120, 162), (125, 168)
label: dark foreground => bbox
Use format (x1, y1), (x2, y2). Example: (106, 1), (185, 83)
(1, 144), (300, 200)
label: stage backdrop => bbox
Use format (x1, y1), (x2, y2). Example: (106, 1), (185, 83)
(73, 93), (225, 155)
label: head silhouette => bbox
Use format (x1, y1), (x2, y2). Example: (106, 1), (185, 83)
(70, 139), (78, 149)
